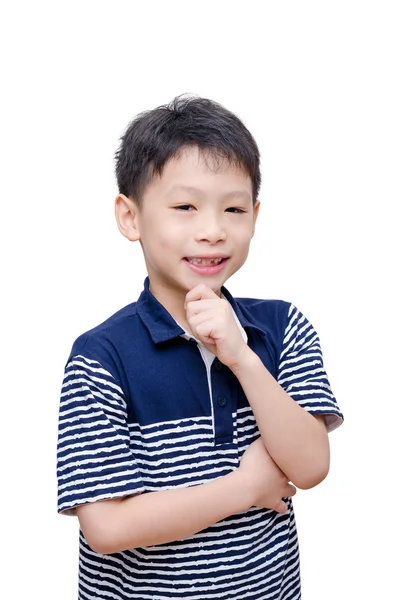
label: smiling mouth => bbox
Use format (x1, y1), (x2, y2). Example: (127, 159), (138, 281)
(185, 257), (226, 266)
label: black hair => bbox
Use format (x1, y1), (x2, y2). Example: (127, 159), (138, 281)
(115, 94), (261, 204)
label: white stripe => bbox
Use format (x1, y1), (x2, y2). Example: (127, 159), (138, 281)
(278, 367), (327, 386)
(296, 402), (341, 412)
(237, 406), (253, 416)
(61, 385), (126, 412)
(128, 422), (213, 441)
(134, 446), (238, 466)
(69, 357), (119, 378)
(129, 438), (218, 457)
(238, 432), (260, 445)
(278, 359), (323, 378)
(278, 349), (322, 370)
(58, 476), (142, 501)
(58, 468), (144, 492)
(59, 396), (126, 422)
(62, 375), (125, 402)
(58, 433), (126, 455)
(58, 487), (144, 512)
(58, 459), (138, 480)
(57, 450), (131, 472)
(281, 312), (306, 349)
(57, 416), (109, 437)
(140, 464), (235, 486)
(66, 360), (123, 392)
(138, 415), (212, 432)
(236, 414), (256, 425)
(57, 443), (127, 464)
(285, 378), (332, 391)
(286, 388), (335, 399)
(58, 424), (116, 445)
(137, 456), (239, 475)
(58, 405), (124, 426)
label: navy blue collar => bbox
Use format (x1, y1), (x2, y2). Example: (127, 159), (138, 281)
(136, 277), (268, 345)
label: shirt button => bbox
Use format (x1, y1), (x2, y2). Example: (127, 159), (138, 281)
(217, 396), (227, 408)
(214, 359), (222, 371)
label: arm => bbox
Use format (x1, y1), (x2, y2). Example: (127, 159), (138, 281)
(77, 438), (296, 555)
(184, 288), (341, 491)
(230, 350), (329, 489)
(78, 470), (247, 554)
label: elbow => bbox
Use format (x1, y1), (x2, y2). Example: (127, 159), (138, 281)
(77, 501), (128, 555)
(296, 467), (329, 490)
(82, 525), (117, 555)
(84, 526), (134, 555)
(293, 459), (330, 490)
(88, 537), (112, 556)
(82, 518), (142, 555)
(295, 434), (331, 490)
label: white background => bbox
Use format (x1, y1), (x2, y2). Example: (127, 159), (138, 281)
(1, 1), (396, 598)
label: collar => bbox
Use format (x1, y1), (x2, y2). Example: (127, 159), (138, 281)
(136, 277), (269, 345)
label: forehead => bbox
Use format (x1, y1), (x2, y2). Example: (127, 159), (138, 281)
(148, 146), (253, 198)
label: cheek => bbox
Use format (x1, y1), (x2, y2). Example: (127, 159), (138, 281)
(157, 227), (185, 252)
(162, 223), (189, 244)
(234, 227), (253, 247)
(235, 233), (253, 262)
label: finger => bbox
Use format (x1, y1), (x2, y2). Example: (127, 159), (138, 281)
(188, 312), (216, 329)
(195, 322), (218, 345)
(185, 285), (218, 305)
(285, 484), (297, 497)
(273, 500), (288, 514)
(189, 315), (218, 345)
(185, 299), (219, 317)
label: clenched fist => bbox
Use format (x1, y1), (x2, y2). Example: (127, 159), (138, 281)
(185, 284), (252, 369)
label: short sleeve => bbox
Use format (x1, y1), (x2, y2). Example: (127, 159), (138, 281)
(277, 304), (343, 432)
(57, 354), (144, 515)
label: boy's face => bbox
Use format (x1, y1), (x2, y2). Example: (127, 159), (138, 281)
(117, 146), (259, 309)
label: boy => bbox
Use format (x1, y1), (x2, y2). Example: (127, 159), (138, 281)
(57, 95), (343, 600)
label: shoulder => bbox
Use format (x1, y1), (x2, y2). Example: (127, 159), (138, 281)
(72, 302), (138, 351)
(67, 301), (141, 382)
(236, 298), (321, 352)
(235, 296), (292, 316)
(234, 296), (293, 335)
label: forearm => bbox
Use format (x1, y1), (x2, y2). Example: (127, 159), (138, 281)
(231, 349), (330, 489)
(78, 469), (250, 554)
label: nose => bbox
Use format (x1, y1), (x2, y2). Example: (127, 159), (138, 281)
(195, 212), (226, 243)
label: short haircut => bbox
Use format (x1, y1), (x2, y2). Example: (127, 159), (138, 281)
(115, 94), (261, 205)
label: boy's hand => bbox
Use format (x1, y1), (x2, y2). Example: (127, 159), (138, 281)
(239, 438), (297, 513)
(185, 284), (251, 368)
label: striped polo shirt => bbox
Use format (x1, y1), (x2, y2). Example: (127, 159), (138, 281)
(57, 277), (343, 600)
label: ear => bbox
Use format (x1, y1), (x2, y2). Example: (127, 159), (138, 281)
(251, 200), (261, 238)
(115, 194), (141, 242)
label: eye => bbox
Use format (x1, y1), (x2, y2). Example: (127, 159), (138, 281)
(174, 204), (195, 211)
(226, 207), (246, 214)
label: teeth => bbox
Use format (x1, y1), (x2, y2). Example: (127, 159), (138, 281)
(188, 258), (223, 266)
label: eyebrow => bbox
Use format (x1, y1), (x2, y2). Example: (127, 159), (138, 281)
(169, 185), (251, 202)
